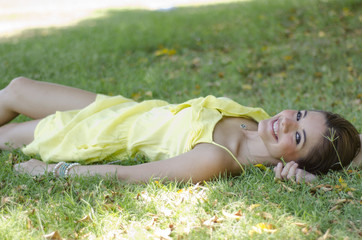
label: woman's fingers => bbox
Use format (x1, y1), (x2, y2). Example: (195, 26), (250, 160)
(286, 162), (298, 180)
(295, 169), (304, 183)
(304, 171), (317, 183)
(281, 161), (298, 179)
(273, 162), (283, 179)
(274, 161), (317, 184)
(296, 169), (317, 183)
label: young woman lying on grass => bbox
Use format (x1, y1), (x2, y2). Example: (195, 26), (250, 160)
(3, 77), (361, 183)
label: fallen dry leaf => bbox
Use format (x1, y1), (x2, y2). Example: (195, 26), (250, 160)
(1, 196), (14, 206)
(144, 216), (158, 230)
(302, 227), (311, 235)
(249, 223), (277, 236)
(75, 215), (92, 223)
(222, 210), (243, 220)
(317, 228), (331, 240)
(44, 231), (62, 240)
(203, 216), (224, 227)
(281, 183), (295, 192)
(293, 222), (308, 228)
(259, 212), (273, 220)
(26, 218), (34, 229)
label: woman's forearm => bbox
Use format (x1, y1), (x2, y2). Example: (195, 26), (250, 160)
(68, 163), (166, 183)
(14, 159), (150, 183)
(67, 164), (144, 182)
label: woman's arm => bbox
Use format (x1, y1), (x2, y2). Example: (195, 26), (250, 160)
(14, 144), (238, 183)
(351, 134), (362, 168)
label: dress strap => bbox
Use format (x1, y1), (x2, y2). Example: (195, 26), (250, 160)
(211, 142), (244, 172)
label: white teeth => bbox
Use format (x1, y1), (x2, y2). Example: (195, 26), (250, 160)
(273, 120), (278, 138)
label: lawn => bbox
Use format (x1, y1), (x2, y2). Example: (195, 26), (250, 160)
(0, 0), (361, 239)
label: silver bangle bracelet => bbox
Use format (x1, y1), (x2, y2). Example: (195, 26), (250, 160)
(65, 163), (80, 176)
(53, 162), (65, 176)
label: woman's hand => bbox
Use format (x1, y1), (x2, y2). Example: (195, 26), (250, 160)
(14, 159), (52, 176)
(273, 161), (317, 183)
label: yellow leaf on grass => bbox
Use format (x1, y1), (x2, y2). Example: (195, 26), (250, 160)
(254, 164), (268, 171)
(154, 48), (176, 56)
(342, 8), (352, 17)
(284, 55), (293, 61)
(242, 84), (252, 90)
(249, 223), (277, 236)
(248, 204), (261, 211)
(131, 92), (141, 101)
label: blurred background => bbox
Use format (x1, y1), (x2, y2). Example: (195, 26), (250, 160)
(0, 0), (238, 37)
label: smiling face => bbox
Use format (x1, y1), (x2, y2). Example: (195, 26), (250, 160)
(258, 110), (327, 161)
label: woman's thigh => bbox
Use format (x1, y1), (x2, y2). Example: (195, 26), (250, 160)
(2, 77), (97, 120)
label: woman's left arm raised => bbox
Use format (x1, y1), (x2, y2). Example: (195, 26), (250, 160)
(14, 143), (236, 183)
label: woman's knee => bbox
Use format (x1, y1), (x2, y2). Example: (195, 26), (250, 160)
(2, 77), (32, 102)
(7, 77), (33, 92)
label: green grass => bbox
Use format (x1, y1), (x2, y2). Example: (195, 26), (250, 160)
(0, 0), (361, 239)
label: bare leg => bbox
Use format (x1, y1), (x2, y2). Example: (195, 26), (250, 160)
(0, 77), (97, 149)
(0, 77), (97, 125)
(0, 120), (39, 149)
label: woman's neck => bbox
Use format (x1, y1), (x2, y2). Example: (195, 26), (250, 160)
(241, 130), (280, 166)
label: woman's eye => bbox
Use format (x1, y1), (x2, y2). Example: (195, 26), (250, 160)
(296, 111), (302, 121)
(296, 132), (301, 145)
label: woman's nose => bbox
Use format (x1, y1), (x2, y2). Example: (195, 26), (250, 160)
(281, 117), (297, 133)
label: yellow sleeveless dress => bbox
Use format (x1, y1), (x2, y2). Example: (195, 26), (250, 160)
(22, 95), (270, 164)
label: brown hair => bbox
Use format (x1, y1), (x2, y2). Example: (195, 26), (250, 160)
(296, 111), (360, 174)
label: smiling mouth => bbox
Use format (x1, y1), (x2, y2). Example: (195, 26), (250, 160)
(272, 119), (279, 140)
